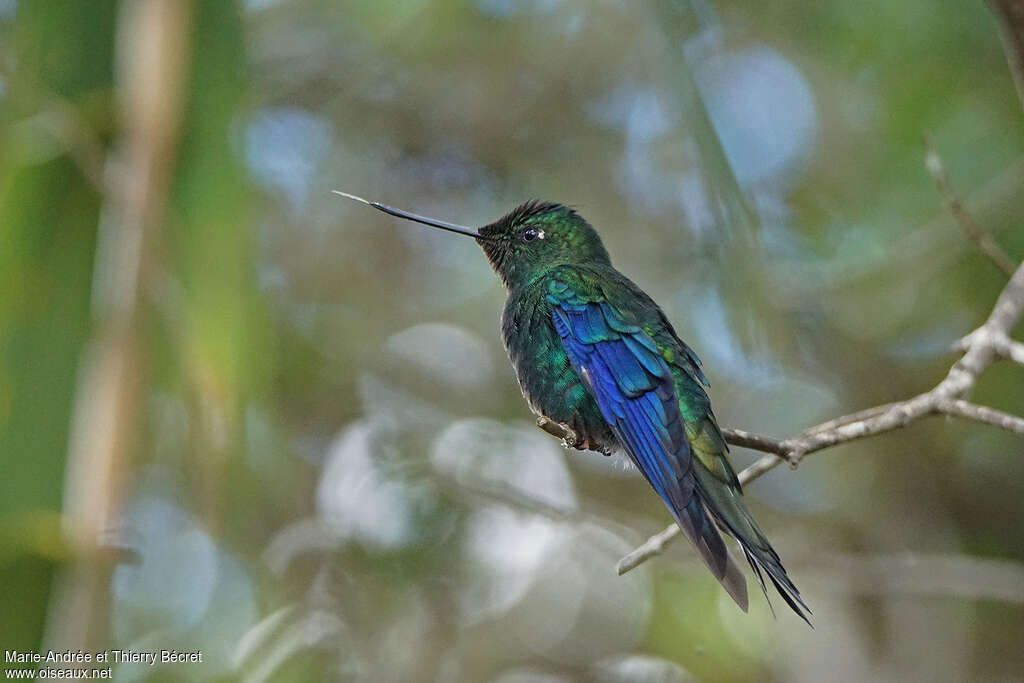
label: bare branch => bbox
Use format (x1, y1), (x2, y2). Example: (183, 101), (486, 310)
(800, 403), (901, 435)
(720, 428), (789, 456)
(938, 399), (1024, 436)
(616, 524), (682, 575)
(998, 337), (1024, 365)
(618, 262), (1024, 575)
(738, 453), (787, 486)
(925, 137), (1018, 277)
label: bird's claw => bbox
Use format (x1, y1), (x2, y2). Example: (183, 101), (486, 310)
(536, 417), (585, 450)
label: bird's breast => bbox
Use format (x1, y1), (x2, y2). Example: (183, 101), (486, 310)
(501, 291), (616, 452)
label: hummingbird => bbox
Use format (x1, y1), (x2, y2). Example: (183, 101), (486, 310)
(335, 191), (810, 623)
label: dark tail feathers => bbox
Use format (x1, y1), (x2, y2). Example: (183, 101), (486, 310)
(697, 485), (813, 626)
(672, 497), (749, 613)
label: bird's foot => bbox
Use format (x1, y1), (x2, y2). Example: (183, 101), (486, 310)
(536, 417), (613, 455)
(536, 417), (587, 451)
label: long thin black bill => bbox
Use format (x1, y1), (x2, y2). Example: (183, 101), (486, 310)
(332, 191), (481, 238)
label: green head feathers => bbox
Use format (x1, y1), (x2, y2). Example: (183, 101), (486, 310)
(476, 201), (611, 289)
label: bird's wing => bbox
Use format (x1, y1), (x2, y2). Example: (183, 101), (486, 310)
(639, 299), (813, 623)
(546, 271), (748, 609)
(653, 334), (813, 623)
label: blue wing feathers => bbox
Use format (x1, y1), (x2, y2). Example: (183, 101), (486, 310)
(595, 341), (654, 397)
(580, 304), (613, 341)
(643, 389), (668, 427)
(549, 291), (692, 508)
(548, 277), (752, 611)
(621, 334), (665, 377)
(546, 272), (809, 622)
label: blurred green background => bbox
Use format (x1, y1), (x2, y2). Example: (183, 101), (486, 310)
(2, 0), (1024, 681)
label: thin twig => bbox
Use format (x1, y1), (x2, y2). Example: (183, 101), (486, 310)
(720, 428), (788, 455)
(999, 337), (1024, 365)
(924, 137), (1018, 277)
(800, 403), (900, 436)
(939, 399), (1024, 436)
(960, 329), (1024, 366)
(737, 453), (786, 486)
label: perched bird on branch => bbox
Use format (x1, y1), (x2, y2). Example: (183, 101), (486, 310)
(335, 192), (811, 624)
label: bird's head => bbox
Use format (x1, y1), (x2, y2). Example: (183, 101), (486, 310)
(475, 201), (610, 289)
(333, 192), (610, 290)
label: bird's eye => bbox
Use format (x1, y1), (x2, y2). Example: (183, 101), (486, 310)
(522, 228), (543, 242)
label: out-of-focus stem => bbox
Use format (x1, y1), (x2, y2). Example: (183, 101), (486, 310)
(45, 0), (194, 657)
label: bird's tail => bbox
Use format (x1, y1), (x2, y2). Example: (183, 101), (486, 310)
(695, 480), (813, 626)
(672, 496), (749, 612)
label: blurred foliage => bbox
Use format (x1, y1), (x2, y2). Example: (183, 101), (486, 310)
(1, 0), (1024, 681)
